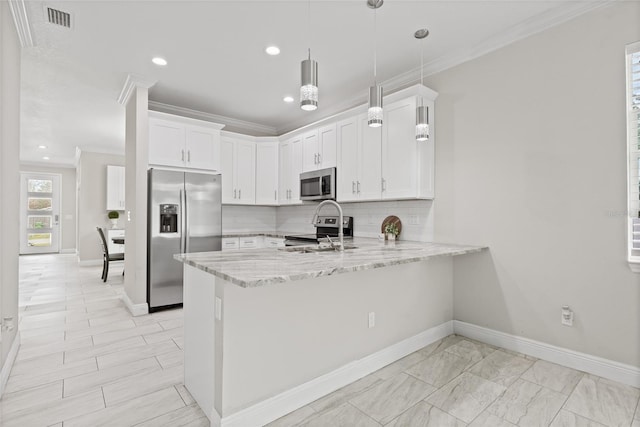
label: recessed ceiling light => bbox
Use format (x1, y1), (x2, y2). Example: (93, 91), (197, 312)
(152, 57), (168, 66)
(38, 145), (47, 149)
(265, 46), (280, 56)
(283, 96), (294, 103)
(42, 156), (50, 160)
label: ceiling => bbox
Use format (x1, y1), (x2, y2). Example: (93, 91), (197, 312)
(16, 0), (609, 167)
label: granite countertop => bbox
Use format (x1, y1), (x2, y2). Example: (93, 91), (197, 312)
(221, 232), (291, 238)
(174, 237), (487, 288)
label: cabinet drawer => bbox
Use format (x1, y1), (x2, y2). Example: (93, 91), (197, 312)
(221, 238), (239, 250)
(264, 237), (285, 248)
(239, 236), (261, 249)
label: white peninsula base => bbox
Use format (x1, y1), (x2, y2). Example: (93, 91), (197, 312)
(183, 256), (458, 427)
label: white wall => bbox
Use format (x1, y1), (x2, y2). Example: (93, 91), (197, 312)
(0, 0), (21, 390)
(20, 165), (77, 252)
(427, 2), (640, 366)
(76, 151), (125, 262)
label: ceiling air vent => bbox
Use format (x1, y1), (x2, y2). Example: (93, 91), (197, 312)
(46, 7), (71, 28)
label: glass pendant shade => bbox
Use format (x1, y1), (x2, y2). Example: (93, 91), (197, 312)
(300, 57), (318, 111)
(368, 85), (383, 127)
(415, 105), (429, 141)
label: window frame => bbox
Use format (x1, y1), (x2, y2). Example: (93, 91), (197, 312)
(626, 41), (640, 271)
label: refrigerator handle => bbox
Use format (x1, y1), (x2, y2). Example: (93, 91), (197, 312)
(184, 189), (190, 253)
(180, 189), (186, 253)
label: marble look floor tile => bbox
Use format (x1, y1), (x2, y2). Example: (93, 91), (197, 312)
(487, 378), (566, 426)
(266, 405), (318, 427)
(549, 410), (608, 427)
(173, 335), (185, 349)
(156, 348), (184, 369)
(445, 339), (496, 364)
(521, 360), (584, 395)
(64, 335), (147, 364)
(373, 351), (427, 380)
(97, 339), (179, 369)
(563, 375), (640, 427)
(63, 386), (185, 427)
(633, 419), (640, 427)
(176, 384), (196, 406)
(91, 322), (163, 345)
(310, 375), (383, 413)
(0, 381), (63, 417)
(102, 364), (183, 406)
(159, 317), (183, 330)
(63, 356), (160, 397)
(16, 336), (93, 361)
(418, 335), (465, 358)
(425, 372), (506, 423)
(65, 318), (137, 340)
(405, 350), (473, 387)
(143, 326), (184, 344)
(20, 331), (66, 346)
(1, 388), (105, 427)
(468, 350), (534, 387)
(385, 401), (466, 427)
(349, 373), (436, 424)
(300, 403), (379, 427)
(467, 411), (517, 427)
(132, 403), (208, 427)
(5, 357), (98, 394)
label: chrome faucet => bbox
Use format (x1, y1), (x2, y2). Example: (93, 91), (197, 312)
(312, 200), (344, 251)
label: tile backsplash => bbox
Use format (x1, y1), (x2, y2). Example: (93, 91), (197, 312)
(223, 200), (434, 242)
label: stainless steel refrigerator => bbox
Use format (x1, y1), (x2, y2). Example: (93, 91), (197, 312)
(147, 168), (222, 311)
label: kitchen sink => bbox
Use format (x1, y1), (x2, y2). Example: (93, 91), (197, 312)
(279, 245), (358, 253)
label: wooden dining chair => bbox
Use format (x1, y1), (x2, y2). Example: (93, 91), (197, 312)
(96, 227), (124, 282)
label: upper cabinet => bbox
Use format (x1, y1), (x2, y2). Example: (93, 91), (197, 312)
(301, 124), (337, 172)
(255, 140), (279, 205)
(279, 136), (303, 205)
(148, 111), (224, 171)
(106, 165), (125, 211)
(381, 96), (435, 200)
(221, 136), (256, 205)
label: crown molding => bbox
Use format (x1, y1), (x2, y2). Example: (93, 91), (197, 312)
(8, 0), (34, 48)
(117, 74), (157, 106)
(148, 101), (278, 137)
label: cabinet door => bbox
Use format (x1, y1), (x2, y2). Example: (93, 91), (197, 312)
(358, 114), (382, 201)
(220, 137), (236, 204)
(149, 118), (186, 167)
(255, 142), (279, 205)
(336, 117), (359, 202)
(382, 98), (418, 199)
(290, 137), (304, 203)
(301, 130), (319, 172)
(186, 125), (220, 171)
(318, 123), (337, 168)
(106, 165), (125, 210)
(278, 141), (292, 204)
(234, 140), (256, 204)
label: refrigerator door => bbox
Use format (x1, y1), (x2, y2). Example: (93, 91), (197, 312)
(185, 172), (222, 253)
(148, 169), (185, 310)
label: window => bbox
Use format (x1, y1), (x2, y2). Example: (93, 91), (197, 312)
(627, 41), (640, 265)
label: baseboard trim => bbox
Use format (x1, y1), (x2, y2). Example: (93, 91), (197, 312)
(453, 321), (640, 388)
(121, 292), (149, 317)
(60, 248), (77, 254)
(0, 332), (21, 398)
(218, 321), (453, 427)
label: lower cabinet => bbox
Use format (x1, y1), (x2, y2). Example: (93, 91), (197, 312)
(221, 236), (285, 251)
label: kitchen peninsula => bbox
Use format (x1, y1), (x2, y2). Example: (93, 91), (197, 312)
(174, 239), (485, 427)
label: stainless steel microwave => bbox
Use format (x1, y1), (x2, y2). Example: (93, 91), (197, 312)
(300, 167), (336, 201)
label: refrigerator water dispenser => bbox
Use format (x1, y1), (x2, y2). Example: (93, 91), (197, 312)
(159, 204), (178, 233)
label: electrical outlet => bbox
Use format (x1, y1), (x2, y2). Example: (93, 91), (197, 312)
(409, 215), (419, 225)
(368, 312), (375, 328)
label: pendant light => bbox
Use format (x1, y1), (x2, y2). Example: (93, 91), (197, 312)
(300, 0), (318, 111)
(414, 28), (430, 141)
(367, 0), (383, 127)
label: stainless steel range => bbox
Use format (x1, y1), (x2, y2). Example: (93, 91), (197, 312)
(284, 216), (354, 246)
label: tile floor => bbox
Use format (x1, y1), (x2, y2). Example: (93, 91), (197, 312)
(2, 254), (639, 427)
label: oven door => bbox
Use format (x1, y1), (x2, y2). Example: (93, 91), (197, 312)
(300, 167), (335, 201)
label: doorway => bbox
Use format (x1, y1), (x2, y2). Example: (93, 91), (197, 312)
(19, 172), (61, 254)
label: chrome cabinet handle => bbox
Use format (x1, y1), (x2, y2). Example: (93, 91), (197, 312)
(233, 189), (237, 199)
(318, 153), (321, 164)
(352, 181), (356, 194)
(187, 150), (191, 163)
(357, 181), (361, 193)
(181, 149), (185, 162)
(381, 178), (386, 192)
(275, 190), (277, 200)
(314, 153), (318, 164)
(238, 189), (241, 199)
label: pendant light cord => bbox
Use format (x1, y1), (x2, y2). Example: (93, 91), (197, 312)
(373, 7), (377, 84)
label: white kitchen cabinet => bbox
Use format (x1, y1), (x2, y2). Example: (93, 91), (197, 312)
(106, 165), (125, 211)
(382, 97), (435, 199)
(221, 237), (239, 251)
(255, 140), (279, 205)
(221, 136), (256, 205)
(107, 229), (125, 255)
(263, 237), (285, 248)
(148, 112), (223, 171)
(336, 115), (382, 202)
(239, 236), (262, 249)
(279, 136), (303, 205)
(302, 124), (337, 172)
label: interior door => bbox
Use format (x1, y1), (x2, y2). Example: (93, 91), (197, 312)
(20, 173), (61, 254)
